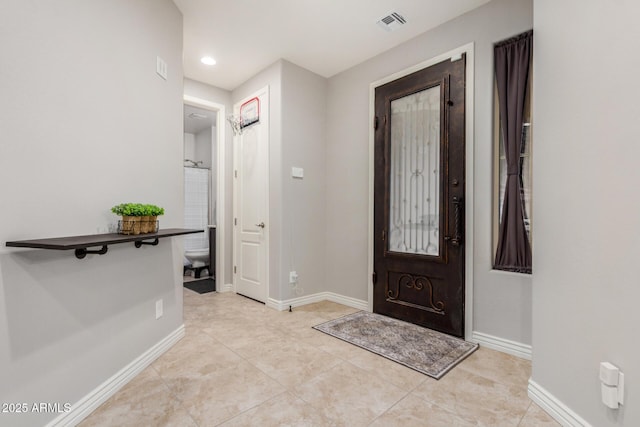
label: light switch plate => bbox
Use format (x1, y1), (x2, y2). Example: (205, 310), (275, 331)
(156, 56), (167, 80)
(291, 167), (304, 179)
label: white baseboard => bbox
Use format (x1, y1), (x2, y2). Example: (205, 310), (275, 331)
(528, 379), (591, 427)
(218, 282), (233, 293)
(267, 292), (368, 312)
(46, 325), (185, 427)
(267, 293), (324, 311)
(324, 292), (369, 311)
(470, 331), (532, 360)
(269, 294), (532, 362)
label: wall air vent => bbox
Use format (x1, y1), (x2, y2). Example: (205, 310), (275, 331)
(377, 11), (407, 32)
(188, 112), (207, 120)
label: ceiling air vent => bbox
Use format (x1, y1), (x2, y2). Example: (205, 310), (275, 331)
(377, 11), (407, 32)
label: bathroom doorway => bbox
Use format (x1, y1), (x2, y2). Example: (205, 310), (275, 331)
(182, 97), (226, 293)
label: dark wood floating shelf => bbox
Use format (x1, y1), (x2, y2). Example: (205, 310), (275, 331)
(6, 228), (203, 259)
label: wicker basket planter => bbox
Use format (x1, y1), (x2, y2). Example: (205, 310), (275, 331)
(139, 216), (159, 233)
(112, 203), (164, 235)
(140, 216), (151, 233)
(121, 216), (141, 235)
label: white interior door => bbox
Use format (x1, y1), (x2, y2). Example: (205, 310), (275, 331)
(233, 88), (269, 302)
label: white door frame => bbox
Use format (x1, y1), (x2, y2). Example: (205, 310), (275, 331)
(367, 43), (475, 340)
(183, 95), (226, 292)
(232, 86), (270, 302)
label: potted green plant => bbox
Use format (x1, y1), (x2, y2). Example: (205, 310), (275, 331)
(111, 203), (144, 235)
(111, 203), (165, 235)
(146, 204), (164, 233)
(139, 204), (153, 233)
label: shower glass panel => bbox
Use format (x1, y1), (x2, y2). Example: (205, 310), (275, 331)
(388, 86), (440, 256)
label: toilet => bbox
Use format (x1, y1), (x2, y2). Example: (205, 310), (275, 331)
(185, 249), (209, 267)
(184, 249), (209, 278)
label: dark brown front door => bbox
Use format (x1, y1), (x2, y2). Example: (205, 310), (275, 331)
(373, 55), (466, 337)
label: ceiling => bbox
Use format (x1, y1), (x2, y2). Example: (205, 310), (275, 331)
(173, 0), (491, 91)
(184, 104), (217, 134)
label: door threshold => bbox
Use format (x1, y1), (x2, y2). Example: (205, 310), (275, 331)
(236, 293), (266, 305)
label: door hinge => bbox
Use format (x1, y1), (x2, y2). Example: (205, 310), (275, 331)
(234, 266), (237, 274)
(382, 230), (386, 241)
(372, 271), (377, 284)
(234, 218), (237, 226)
(234, 170), (238, 178)
(374, 116), (379, 130)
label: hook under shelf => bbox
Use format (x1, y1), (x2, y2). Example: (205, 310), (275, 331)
(75, 245), (108, 259)
(135, 238), (159, 248)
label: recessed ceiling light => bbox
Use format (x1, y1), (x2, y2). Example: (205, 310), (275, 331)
(200, 56), (216, 66)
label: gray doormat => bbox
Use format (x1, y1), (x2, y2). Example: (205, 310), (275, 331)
(313, 311), (478, 379)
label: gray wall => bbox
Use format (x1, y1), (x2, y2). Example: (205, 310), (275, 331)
(184, 132), (196, 161)
(231, 60), (327, 302)
(0, 1), (183, 426)
(194, 126), (213, 169)
(325, 0), (533, 344)
(183, 78), (233, 286)
(280, 61), (327, 300)
(193, 125), (215, 225)
(532, 0), (640, 425)
(183, 128), (213, 169)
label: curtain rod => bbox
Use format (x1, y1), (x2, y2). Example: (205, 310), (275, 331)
(494, 29), (532, 48)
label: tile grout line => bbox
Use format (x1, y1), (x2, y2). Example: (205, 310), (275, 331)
(364, 390), (413, 426)
(83, 292), (544, 426)
(282, 361), (349, 414)
(516, 400), (533, 427)
(149, 362), (202, 427)
(212, 391), (290, 426)
(203, 307), (350, 425)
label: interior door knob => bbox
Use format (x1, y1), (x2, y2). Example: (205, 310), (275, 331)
(256, 222), (265, 229)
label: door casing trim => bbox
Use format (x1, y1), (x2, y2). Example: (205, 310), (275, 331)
(367, 43), (475, 340)
(183, 95), (226, 294)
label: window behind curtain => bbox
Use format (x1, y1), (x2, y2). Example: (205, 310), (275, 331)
(495, 72), (532, 246)
(492, 30), (533, 273)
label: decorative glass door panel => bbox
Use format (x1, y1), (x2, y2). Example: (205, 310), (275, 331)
(389, 86), (441, 256)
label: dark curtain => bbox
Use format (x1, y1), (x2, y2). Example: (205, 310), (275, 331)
(494, 30), (533, 273)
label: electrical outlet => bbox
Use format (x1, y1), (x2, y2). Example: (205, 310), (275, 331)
(155, 299), (163, 319)
(289, 271), (298, 284)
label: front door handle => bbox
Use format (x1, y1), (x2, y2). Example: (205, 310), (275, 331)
(445, 197), (463, 246)
(255, 222), (265, 229)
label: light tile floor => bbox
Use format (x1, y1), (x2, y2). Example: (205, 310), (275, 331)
(81, 290), (560, 427)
